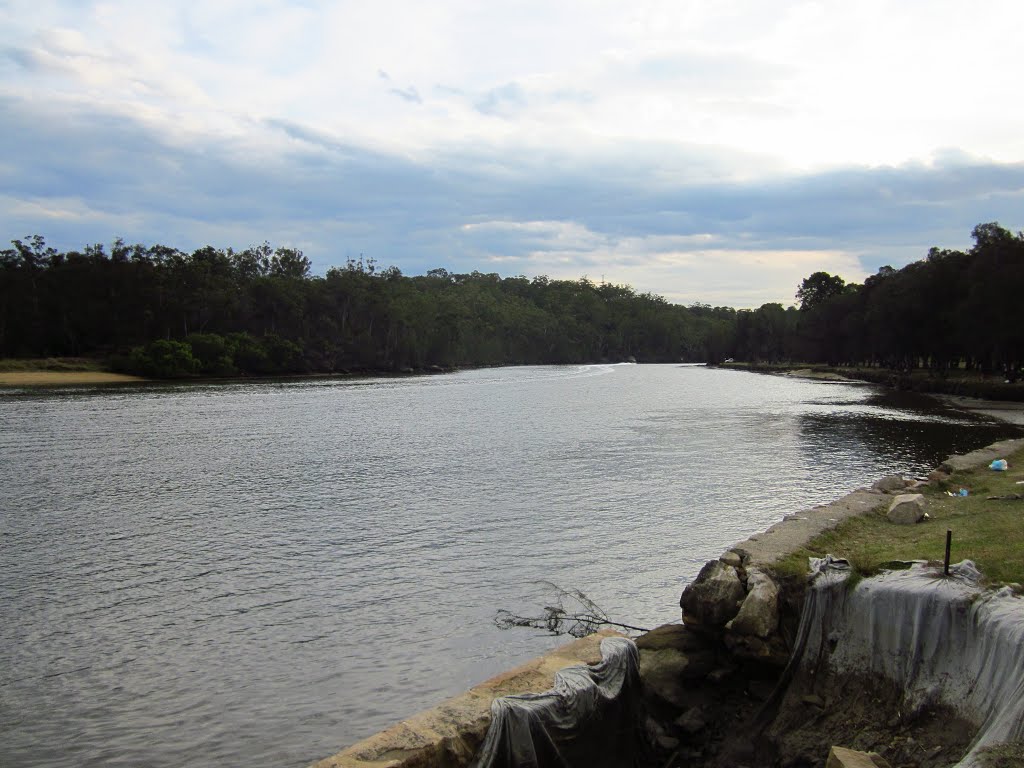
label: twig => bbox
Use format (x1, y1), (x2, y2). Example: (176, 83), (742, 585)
(494, 582), (650, 637)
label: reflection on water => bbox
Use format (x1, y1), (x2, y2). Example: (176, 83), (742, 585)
(1, 365), (1019, 768)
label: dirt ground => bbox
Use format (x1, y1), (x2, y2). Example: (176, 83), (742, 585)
(757, 671), (976, 768)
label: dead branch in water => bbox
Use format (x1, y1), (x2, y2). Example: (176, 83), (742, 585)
(494, 581), (650, 637)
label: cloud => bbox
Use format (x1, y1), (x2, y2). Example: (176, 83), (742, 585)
(2, 86), (1023, 306)
(2, 1), (1024, 308)
(389, 86), (422, 104)
(474, 82), (527, 116)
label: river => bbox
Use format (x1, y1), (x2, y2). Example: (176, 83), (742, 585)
(1, 364), (1019, 767)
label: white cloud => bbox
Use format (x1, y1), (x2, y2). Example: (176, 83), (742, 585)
(458, 221), (865, 307)
(1, 1), (1024, 307)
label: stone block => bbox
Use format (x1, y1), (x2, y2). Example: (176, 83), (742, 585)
(826, 746), (892, 768)
(873, 475), (908, 493)
(680, 560), (745, 628)
(726, 568), (779, 638)
(887, 494), (925, 525)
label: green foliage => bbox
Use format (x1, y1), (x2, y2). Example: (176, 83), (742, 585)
(4, 223), (1021, 377)
(0, 236), (735, 371)
(129, 340), (200, 379)
(185, 333), (236, 376)
(796, 271), (846, 311)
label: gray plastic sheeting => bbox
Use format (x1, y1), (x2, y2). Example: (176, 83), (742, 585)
(472, 637), (650, 768)
(793, 557), (1024, 767)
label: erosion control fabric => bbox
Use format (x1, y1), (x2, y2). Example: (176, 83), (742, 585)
(472, 637), (650, 768)
(790, 557), (1024, 767)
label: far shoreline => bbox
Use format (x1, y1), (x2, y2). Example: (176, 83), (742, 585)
(0, 370), (147, 386)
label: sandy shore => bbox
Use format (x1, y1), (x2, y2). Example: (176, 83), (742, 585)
(0, 371), (146, 386)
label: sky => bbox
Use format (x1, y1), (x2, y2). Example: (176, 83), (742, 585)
(2, 1), (1023, 307)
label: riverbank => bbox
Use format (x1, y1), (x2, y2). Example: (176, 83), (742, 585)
(0, 357), (145, 386)
(0, 370), (146, 385)
(311, 436), (1024, 768)
(0, 355), (461, 387)
(662, 436), (1024, 767)
(719, 362), (1024, 404)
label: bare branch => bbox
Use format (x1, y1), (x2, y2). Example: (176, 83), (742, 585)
(495, 583), (650, 637)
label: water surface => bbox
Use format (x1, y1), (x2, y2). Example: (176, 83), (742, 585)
(1, 365), (1018, 767)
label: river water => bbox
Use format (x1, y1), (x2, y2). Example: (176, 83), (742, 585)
(1, 364), (1019, 767)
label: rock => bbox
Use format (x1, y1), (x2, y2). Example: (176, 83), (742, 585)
(826, 746), (892, 768)
(680, 560), (746, 628)
(726, 567), (779, 638)
(674, 706), (706, 735)
(635, 625), (717, 674)
(802, 694), (825, 708)
(646, 717), (679, 750)
(639, 648), (691, 708)
(927, 469), (949, 483)
(887, 494), (925, 525)
(707, 666), (736, 683)
(635, 623), (703, 653)
(873, 475), (908, 493)
(720, 550), (743, 568)
(723, 632), (790, 666)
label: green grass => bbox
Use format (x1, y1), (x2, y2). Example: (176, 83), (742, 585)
(0, 357), (106, 372)
(774, 447), (1024, 586)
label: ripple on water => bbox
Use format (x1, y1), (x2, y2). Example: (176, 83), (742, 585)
(1, 365), (1020, 767)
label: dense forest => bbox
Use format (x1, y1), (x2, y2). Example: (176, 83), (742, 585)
(0, 223), (1021, 378)
(734, 222), (1024, 378)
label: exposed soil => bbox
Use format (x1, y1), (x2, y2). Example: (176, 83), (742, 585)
(756, 670), (975, 768)
(641, 632), (976, 768)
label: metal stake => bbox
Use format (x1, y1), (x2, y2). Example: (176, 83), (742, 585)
(944, 530), (952, 576)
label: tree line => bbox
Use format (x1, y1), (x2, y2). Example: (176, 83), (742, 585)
(0, 237), (734, 376)
(1, 223), (1020, 378)
(728, 222), (1024, 379)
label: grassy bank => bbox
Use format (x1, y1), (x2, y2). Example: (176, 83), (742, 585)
(775, 445), (1024, 585)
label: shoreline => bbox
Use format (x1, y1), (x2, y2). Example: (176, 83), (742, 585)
(311, 435), (1024, 767)
(724, 362), (1024, 428)
(0, 370), (147, 386)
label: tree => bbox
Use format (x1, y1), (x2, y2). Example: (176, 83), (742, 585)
(796, 271), (846, 311)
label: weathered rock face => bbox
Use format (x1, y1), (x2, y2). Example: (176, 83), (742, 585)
(636, 624), (718, 710)
(680, 560), (746, 628)
(887, 494), (925, 525)
(727, 567), (779, 638)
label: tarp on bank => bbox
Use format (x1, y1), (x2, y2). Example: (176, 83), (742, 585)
(472, 637), (649, 768)
(789, 557), (1024, 767)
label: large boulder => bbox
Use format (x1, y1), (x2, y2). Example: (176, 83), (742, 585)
(726, 568), (779, 638)
(680, 560), (746, 628)
(887, 494), (925, 525)
(637, 625), (718, 709)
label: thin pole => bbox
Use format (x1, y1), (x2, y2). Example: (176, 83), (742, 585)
(944, 530), (952, 576)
